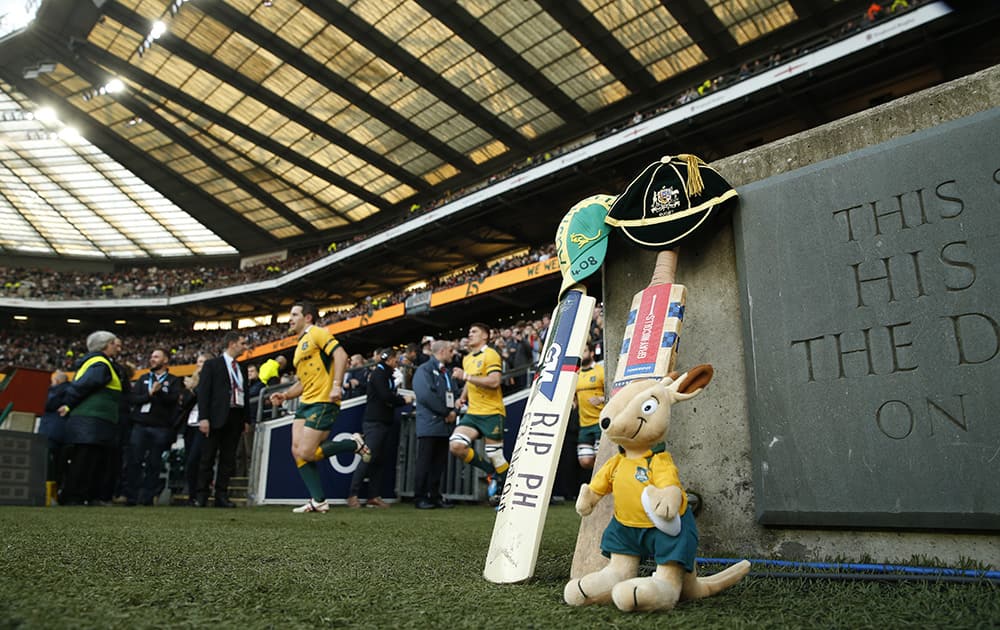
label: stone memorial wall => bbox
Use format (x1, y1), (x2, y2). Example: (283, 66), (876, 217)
(734, 109), (1000, 529)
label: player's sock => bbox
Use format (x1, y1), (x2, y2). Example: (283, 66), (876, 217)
(494, 463), (509, 492)
(463, 448), (495, 474)
(295, 457), (326, 502)
(485, 444), (509, 493)
(317, 439), (356, 458)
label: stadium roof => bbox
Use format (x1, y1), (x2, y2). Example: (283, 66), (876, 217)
(0, 0), (857, 260)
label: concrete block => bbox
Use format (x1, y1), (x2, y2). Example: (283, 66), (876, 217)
(735, 108), (1000, 529)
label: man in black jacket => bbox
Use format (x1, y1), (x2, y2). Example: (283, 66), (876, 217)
(194, 332), (250, 507)
(126, 348), (182, 506)
(347, 349), (412, 508)
(509, 326), (534, 390)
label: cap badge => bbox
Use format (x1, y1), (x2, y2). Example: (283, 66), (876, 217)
(570, 229), (603, 248)
(650, 186), (681, 216)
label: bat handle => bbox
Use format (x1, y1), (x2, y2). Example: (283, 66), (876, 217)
(648, 249), (679, 286)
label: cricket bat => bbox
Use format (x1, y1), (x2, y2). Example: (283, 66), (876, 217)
(483, 286), (595, 584)
(610, 248), (686, 394)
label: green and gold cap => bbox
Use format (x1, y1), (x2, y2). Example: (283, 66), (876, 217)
(555, 194), (616, 299)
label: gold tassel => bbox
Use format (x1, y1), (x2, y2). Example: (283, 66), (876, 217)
(678, 153), (705, 196)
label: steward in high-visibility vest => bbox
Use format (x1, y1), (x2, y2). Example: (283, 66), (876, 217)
(258, 355), (287, 387)
(58, 331), (124, 505)
(65, 353), (122, 424)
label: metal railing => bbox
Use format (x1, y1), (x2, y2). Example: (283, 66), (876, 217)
(394, 410), (486, 503)
(254, 381), (298, 423)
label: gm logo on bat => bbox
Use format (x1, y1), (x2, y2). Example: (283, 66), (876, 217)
(536, 342), (564, 402)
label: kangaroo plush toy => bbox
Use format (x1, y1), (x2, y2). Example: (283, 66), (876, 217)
(564, 364), (750, 612)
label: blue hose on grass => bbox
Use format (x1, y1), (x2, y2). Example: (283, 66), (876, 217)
(698, 557), (1000, 583)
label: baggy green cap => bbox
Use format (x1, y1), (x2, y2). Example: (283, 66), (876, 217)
(555, 194), (616, 299)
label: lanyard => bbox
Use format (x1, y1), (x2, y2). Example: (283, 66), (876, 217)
(148, 371), (167, 392)
(228, 358), (243, 407)
(377, 363), (395, 392)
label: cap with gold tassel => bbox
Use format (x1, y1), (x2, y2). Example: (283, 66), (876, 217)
(605, 154), (738, 249)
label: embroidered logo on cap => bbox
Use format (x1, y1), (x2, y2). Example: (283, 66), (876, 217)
(570, 229), (603, 248)
(650, 186), (681, 216)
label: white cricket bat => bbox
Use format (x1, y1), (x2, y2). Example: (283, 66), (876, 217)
(610, 249), (686, 394)
(483, 286), (595, 584)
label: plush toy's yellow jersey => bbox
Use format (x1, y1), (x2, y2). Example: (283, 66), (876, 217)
(589, 448), (689, 528)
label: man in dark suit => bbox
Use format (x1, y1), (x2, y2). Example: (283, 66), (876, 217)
(194, 331), (250, 507)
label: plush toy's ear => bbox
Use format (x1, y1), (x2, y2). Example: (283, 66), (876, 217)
(667, 364), (713, 402)
(662, 370), (682, 386)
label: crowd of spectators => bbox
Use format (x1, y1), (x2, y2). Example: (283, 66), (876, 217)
(3, 295), (605, 401)
(314, 243), (557, 327)
(0, 247), (328, 301)
(0, 241), (555, 305)
(0, 325), (283, 374)
(0, 242), (559, 373)
(299, 306), (606, 403)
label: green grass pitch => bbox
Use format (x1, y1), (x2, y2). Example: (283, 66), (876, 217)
(1, 503), (997, 629)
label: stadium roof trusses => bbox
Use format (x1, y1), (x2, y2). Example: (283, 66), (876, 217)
(0, 0), (860, 260)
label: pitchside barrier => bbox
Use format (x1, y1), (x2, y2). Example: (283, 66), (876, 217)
(247, 386), (530, 506)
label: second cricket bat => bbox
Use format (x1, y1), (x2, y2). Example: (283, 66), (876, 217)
(483, 287), (595, 584)
(611, 249), (686, 394)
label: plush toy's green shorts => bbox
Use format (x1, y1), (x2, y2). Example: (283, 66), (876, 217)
(600, 510), (699, 571)
(458, 413), (504, 441)
(296, 402), (339, 431)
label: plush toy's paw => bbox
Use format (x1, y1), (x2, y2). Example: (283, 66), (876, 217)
(611, 576), (681, 613)
(647, 485), (683, 519)
(576, 484), (597, 516)
(653, 497), (675, 520)
(641, 487), (681, 535)
(564, 567), (625, 607)
(563, 579), (588, 606)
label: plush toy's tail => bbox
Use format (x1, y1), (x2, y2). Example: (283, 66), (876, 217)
(680, 560), (751, 601)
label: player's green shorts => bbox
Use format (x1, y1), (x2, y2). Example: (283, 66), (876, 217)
(296, 401), (339, 431)
(458, 413), (504, 441)
(578, 423), (601, 445)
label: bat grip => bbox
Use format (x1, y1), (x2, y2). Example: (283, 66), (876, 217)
(649, 249), (678, 286)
